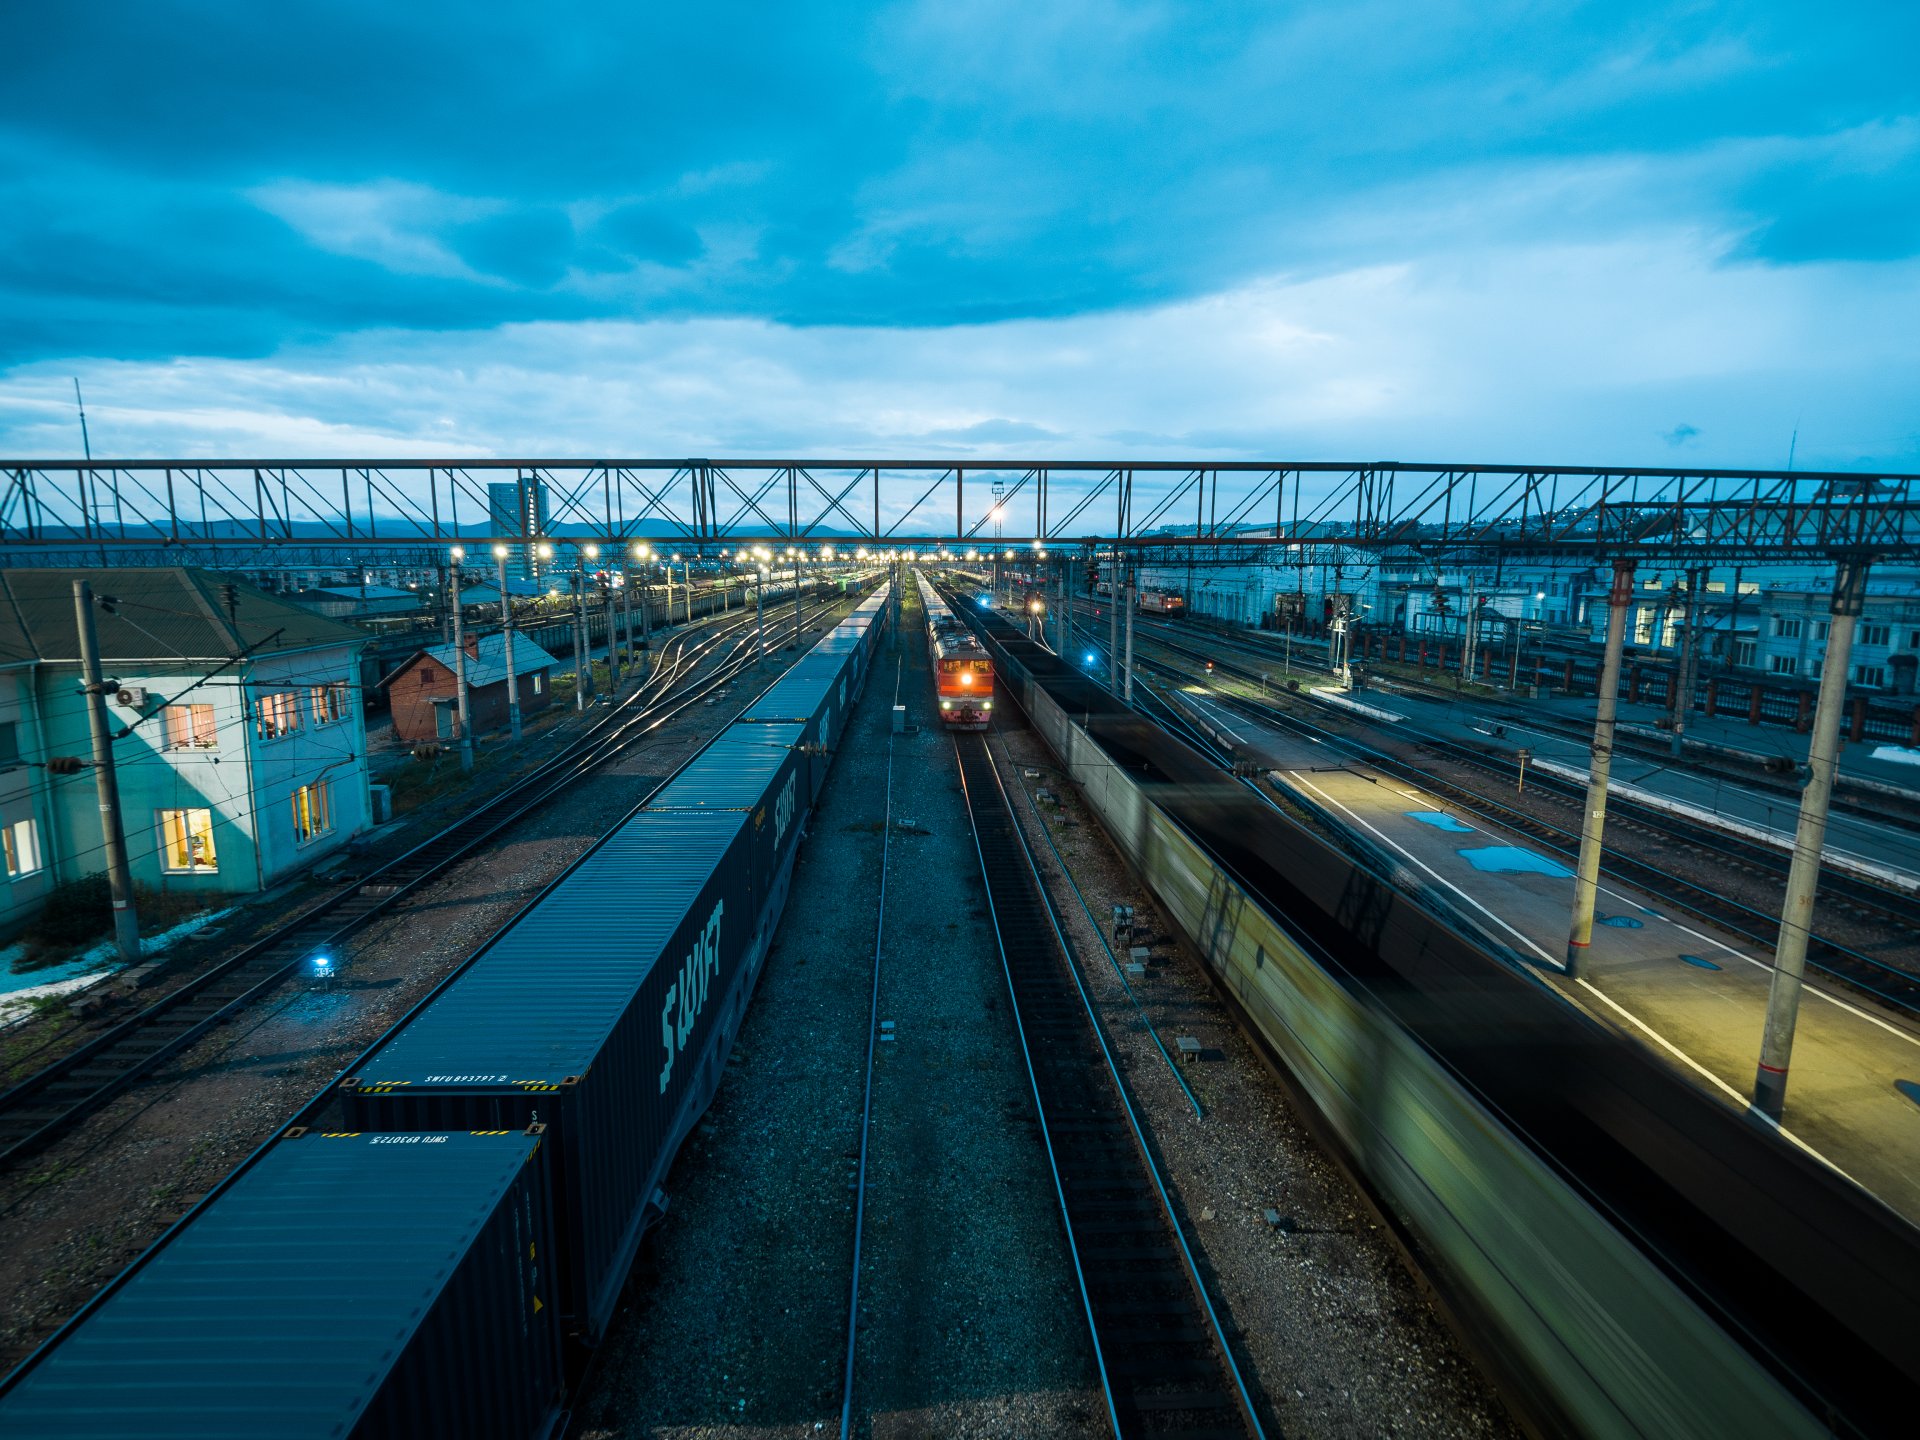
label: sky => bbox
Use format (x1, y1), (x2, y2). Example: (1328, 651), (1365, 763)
(0, 1), (1916, 471)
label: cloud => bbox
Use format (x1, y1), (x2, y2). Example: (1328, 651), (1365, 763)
(5, 232), (1915, 475)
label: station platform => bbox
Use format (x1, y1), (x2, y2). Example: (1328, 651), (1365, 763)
(1179, 687), (1920, 1227)
(1305, 680), (1920, 886)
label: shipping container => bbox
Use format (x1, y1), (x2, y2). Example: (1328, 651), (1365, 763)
(0, 1129), (561, 1440)
(649, 721), (809, 927)
(740, 661), (850, 801)
(343, 808), (751, 1342)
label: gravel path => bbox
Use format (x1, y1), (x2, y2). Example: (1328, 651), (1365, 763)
(988, 714), (1522, 1440)
(0, 626), (826, 1376)
(579, 591), (1101, 1440)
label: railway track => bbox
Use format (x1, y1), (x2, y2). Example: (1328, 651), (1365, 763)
(0, 593), (856, 1169)
(954, 730), (1262, 1440)
(1109, 625), (1920, 1015)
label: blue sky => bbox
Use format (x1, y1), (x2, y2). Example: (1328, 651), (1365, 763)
(1, 1), (1916, 469)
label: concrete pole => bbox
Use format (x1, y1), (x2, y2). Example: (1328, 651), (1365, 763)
(572, 567), (588, 711)
(1108, 548), (1121, 695)
(72, 580), (141, 963)
(756, 568), (766, 659)
(450, 561), (473, 772)
(1753, 559), (1869, 1121)
(686, 562), (695, 625)
(1565, 560), (1636, 975)
(496, 550), (522, 742)
(1670, 566), (1705, 758)
(793, 556), (804, 645)
(665, 566), (674, 632)
(616, 565), (630, 687)
(1123, 574), (1136, 704)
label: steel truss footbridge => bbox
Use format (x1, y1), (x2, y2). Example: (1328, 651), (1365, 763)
(4, 458), (1919, 567)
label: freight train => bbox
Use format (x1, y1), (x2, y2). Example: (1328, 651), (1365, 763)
(0, 584), (894, 1440)
(916, 568), (993, 729)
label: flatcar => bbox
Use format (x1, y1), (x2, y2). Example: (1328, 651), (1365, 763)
(916, 569), (993, 729)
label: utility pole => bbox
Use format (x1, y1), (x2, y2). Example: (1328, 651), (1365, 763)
(572, 567), (589, 711)
(756, 564), (767, 659)
(618, 561), (632, 687)
(1123, 571), (1136, 704)
(1108, 545), (1121, 695)
(72, 580), (140, 962)
(449, 552), (473, 772)
(1670, 566), (1705, 758)
(793, 553), (804, 646)
(1753, 558), (1870, 1121)
(495, 547), (523, 742)
(1565, 559), (1636, 975)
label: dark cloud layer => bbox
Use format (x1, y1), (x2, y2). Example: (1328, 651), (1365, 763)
(0, 2), (1916, 367)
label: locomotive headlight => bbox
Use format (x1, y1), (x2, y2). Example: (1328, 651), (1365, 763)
(984, 700), (993, 709)
(960, 672), (973, 686)
(940, 700), (953, 710)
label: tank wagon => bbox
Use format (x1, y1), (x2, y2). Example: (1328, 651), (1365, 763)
(915, 568), (993, 729)
(0, 584), (892, 1440)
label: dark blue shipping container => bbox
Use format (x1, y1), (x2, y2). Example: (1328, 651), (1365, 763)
(0, 1130), (561, 1440)
(343, 809), (752, 1342)
(649, 722), (808, 921)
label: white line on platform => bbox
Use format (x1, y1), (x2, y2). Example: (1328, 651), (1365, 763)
(1572, 977), (1862, 1186)
(1287, 774), (1561, 969)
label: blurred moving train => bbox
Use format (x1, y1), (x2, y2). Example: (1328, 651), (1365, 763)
(917, 569), (994, 729)
(0, 586), (895, 1440)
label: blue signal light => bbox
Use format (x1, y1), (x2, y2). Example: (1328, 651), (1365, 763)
(310, 954), (335, 979)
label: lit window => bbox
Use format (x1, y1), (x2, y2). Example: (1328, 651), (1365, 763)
(310, 682), (351, 726)
(531, 672), (544, 695)
(254, 691), (303, 740)
(160, 809), (218, 872)
(4, 817), (40, 878)
(163, 704), (218, 750)
(291, 781), (333, 845)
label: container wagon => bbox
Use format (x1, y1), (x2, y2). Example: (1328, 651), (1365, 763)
(340, 582), (890, 1345)
(0, 583), (891, 1440)
(0, 1129), (562, 1440)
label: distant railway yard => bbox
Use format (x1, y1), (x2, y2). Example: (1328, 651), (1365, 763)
(1, 566), (1917, 1438)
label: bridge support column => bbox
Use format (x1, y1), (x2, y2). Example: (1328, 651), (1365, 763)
(1565, 560), (1635, 976)
(1753, 558), (1869, 1122)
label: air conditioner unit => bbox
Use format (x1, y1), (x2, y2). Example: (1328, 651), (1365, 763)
(114, 687), (150, 709)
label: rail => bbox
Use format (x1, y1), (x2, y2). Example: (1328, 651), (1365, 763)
(955, 729), (1261, 1440)
(0, 592), (858, 1167)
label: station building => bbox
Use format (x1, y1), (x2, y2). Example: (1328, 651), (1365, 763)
(0, 569), (374, 938)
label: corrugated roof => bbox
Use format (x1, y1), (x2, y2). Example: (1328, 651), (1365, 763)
(0, 1130), (544, 1439)
(0, 568), (366, 666)
(304, 583), (421, 600)
(407, 631), (560, 688)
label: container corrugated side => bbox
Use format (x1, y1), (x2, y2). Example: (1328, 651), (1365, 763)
(344, 810), (750, 1340)
(0, 1130), (560, 1440)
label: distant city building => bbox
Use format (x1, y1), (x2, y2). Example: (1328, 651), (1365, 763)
(0, 569), (374, 938)
(487, 478), (552, 584)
